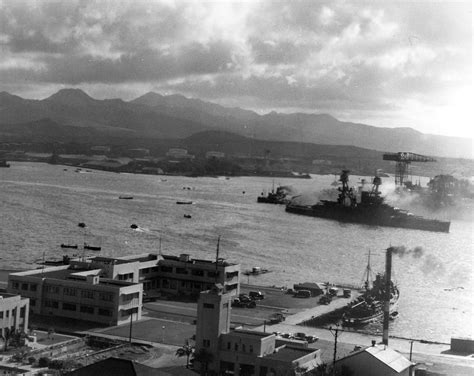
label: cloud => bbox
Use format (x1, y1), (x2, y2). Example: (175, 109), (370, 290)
(0, 0), (471, 137)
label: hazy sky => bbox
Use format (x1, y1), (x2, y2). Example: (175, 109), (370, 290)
(0, 0), (472, 138)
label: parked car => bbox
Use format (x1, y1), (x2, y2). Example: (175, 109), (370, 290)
(232, 298), (256, 308)
(269, 313), (285, 324)
(294, 332), (307, 341)
(305, 335), (319, 343)
(295, 289), (311, 298)
(319, 294), (332, 305)
(239, 294), (251, 302)
(249, 291), (265, 300)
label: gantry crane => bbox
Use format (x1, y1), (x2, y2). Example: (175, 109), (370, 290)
(382, 152), (436, 186)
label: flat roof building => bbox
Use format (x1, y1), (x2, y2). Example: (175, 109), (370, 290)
(8, 252), (240, 326)
(8, 264), (142, 326)
(0, 293), (29, 338)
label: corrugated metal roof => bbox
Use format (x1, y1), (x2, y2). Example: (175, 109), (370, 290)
(365, 345), (412, 372)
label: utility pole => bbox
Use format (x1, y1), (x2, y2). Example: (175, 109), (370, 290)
(329, 326), (340, 375)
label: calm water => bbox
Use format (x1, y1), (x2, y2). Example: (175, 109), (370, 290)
(1, 162), (472, 342)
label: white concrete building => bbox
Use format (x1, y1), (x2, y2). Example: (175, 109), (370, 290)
(0, 293), (29, 337)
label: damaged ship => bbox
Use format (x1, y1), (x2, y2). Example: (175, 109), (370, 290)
(285, 170), (450, 233)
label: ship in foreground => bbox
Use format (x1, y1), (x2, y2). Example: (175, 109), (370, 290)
(285, 170), (450, 233)
(342, 251), (399, 327)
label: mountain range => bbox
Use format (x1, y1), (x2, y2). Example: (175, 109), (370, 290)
(0, 89), (471, 159)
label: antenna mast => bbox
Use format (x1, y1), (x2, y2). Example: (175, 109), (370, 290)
(214, 236), (221, 284)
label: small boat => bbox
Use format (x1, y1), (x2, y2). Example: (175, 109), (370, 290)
(243, 267), (271, 276)
(183, 214), (192, 219)
(61, 243), (78, 249)
(119, 196), (134, 200)
(130, 224), (138, 229)
(176, 201), (194, 205)
(84, 244), (101, 251)
(78, 222), (86, 228)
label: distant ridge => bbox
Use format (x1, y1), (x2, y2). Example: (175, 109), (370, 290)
(0, 89), (471, 159)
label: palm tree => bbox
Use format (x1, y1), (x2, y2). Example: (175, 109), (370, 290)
(193, 348), (214, 375)
(175, 341), (194, 368)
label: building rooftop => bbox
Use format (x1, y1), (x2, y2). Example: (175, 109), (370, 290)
(264, 346), (317, 362)
(230, 330), (274, 339)
(340, 345), (412, 373)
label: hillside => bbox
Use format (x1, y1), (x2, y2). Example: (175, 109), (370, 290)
(0, 89), (471, 159)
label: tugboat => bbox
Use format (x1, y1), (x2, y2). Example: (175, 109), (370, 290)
(257, 182), (290, 204)
(285, 170), (450, 233)
(342, 251), (399, 326)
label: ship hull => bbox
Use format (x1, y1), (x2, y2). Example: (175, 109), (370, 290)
(286, 203), (450, 233)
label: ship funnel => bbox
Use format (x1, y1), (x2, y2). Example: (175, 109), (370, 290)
(382, 247), (393, 346)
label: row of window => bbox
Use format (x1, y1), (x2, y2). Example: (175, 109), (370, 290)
(159, 266), (229, 279)
(43, 300), (112, 316)
(0, 307), (26, 319)
(11, 281), (37, 292)
(43, 285), (114, 301)
(226, 341), (254, 353)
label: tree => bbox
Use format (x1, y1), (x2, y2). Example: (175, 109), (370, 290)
(175, 341), (194, 368)
(193, 348), (214, 375)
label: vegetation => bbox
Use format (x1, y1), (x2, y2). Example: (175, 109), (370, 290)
(193, 348), (214, 375)
(175, 341), (194, 368)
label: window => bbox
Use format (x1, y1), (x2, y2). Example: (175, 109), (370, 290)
(203, 303), (214, 309)
(45, 285), (60, 294)
(203, 339), (210, 348)
(30, 284), (37, 292)
(20, 307), (26, 318)
(62, 302), (76, 311)
(11, 281), (19, 289)
(64, 287), (76, 296)
(208, 271), (219, 278)
(142, 268), (150, 274)
(226, 271), (239, 278)
(176, 268), (187, 275)
(98, 308), (112, 317)
(249, 345), (253, 353)
(80, 305), (94, 314)
(227, 342), (231, 350)
(191, 269), (204, 276)
(81, 290), (95, 299)
(99, 292), (113, 301)
(242, 344), (246, 352)
(6, 311), (9, 318)
(30, 299), (36, 307)
(44, 300), (59, 308)
(21, 283), (28, 291)
(0, 312), (3, 319)
(234, 343), (238, 351)
(160, 266), (173, 273)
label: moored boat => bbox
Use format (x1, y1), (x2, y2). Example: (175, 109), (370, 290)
(84, 243), (101, 251)
(60, 243), (78, 249)
(342, 253), (399, 327)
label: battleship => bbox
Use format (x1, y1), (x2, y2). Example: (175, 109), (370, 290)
(285, 170), (450, 233)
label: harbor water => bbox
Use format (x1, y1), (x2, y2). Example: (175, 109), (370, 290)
(0, 162), (472, 342)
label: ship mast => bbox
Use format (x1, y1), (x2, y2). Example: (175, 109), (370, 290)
(362, 250), (373, 291)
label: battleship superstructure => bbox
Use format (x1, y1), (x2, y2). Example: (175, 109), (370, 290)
(285, 170), (450, 233)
